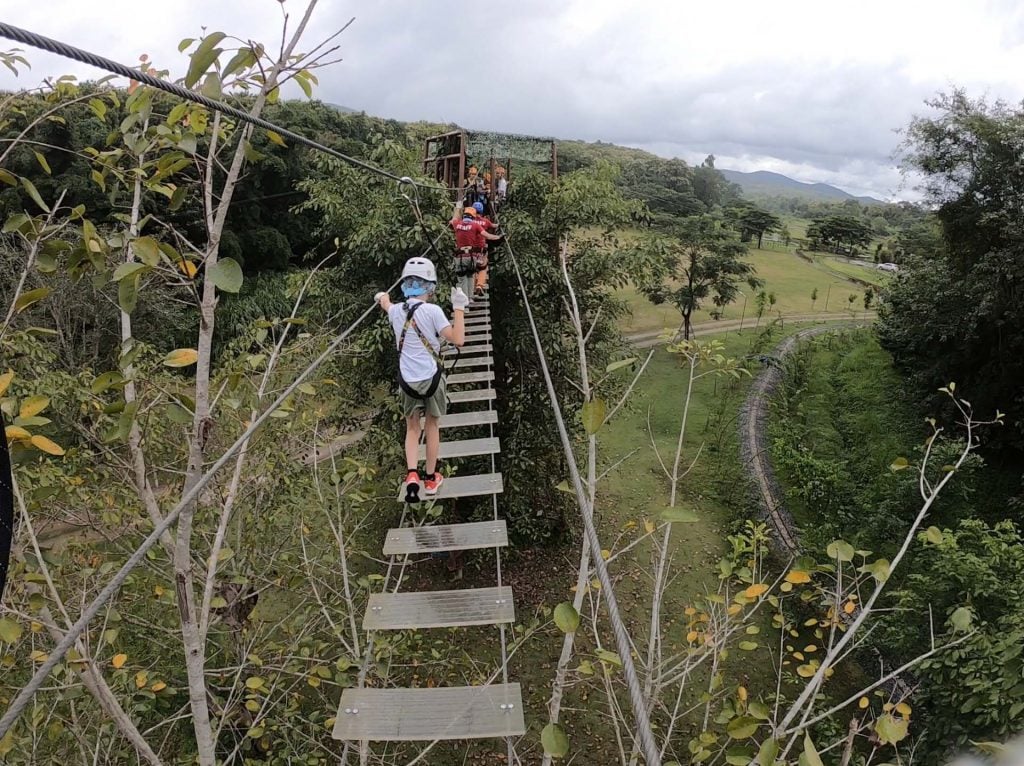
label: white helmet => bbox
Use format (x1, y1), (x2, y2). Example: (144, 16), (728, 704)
(401, 257), (437, 283)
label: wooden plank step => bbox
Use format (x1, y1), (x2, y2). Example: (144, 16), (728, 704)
(417, 437), (500, 460)
(444, 343), (492, 356)
(447, 388), (495, 404)
(396, 472), (502, 502)
(464, 325), (491, 333)
(383, 519), (508, 555)
(332, 683), (525, 741)
(363, 586), (514, 630)
(450, 357), (492, 369)
(464, 316), (490, 324)
(463, 334), (492, 343)
(447, 371), (494, 386)
(434, 409), (498, 428)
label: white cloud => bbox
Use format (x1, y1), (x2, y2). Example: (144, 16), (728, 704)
(1, 0), (1022, 198)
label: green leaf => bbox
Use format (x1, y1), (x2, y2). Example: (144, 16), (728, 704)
(858, 558), (890, 583)
(185, 31), (226, 88)
(165, 403), (194, 424)
(0, 617), (22, 643)
(661, 507), (699, 523)
(207, 257), (243, 293)
(748, 700), (770, 720)
(580, 397), (606, 434)
(222, 47), (255, 77)
(726, 716), (760, 739)
(890, 456), (909, 471)
(553, 602), (580, 634)
(925, 526), (943, 544)
(178, 37), (196, 53)
(950, 606), (973, 633)
(266, 129), (286, 147)
(554, 480), (573, 494)
(826, 540), (855, 562)
(118, 274), (140, 314)
(738, 641), (758, 651)
(32, 151), (51, 175)
(113, 262), (149, 282)
(756, 738), (779, 766)
(242, 139), (265, 163)
(803, 734), (824, 766)
(90, 371), (125, 395)
(3, 213), (31, 234)
(874, 713), (909, 745)
(596, 649), (622, 667)
(541, 723), (569, 758)
(605, 357), (638, 373)
(295, 73), (313, 98)
(20, 177), (49, 212)
(0, 168), (17, 186)
(133, 236), (161, 267)
(201, 72), (222, 99)
(726, 755), (754, 766)
(15, 287), (51, 313)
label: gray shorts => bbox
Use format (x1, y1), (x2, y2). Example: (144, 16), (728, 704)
(401, 375), (447, 419)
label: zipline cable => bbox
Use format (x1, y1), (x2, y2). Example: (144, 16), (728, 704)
(0, 267), (410, 738)
(0, 21), (443, 190)
(503, 236), (662, 766)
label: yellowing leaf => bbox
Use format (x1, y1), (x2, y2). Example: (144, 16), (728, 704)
(30, 435), (65, 456)
(112, 653), (127, 669)
(266, 129), (286, 147)
(163, 348), (198, 368)
(19, 395), (49, 418)
(179, 259), (198, 278)
(895, 702), (912, 717)
(859, 696), (869, 709)
(245, 676), (265, 690)
(743, 583), (769, 599)
(600, 548), (611, 560)
(738, 686), (748, 702)
(0, 617), (22, 643)
(643, 518), (655, 534)
(0, 370), (14, 397)
(796, 663), (818, 678)
(686, 630), (699, 643)
(29, 649), (48, 662)
(135, 671), (148, 689)
(5, 425), (31, 441)
(890, 456), (909, 471)
(875, 713), (909, 745)
(785, 570), (811, 584)
(151, 680), (167, 692)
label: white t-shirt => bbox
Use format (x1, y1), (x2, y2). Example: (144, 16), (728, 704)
(388, 300), (451, 383)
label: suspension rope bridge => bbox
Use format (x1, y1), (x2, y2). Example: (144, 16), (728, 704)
(0, 22), (663, 765)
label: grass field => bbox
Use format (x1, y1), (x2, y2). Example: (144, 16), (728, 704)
(618, 248), (873, 336)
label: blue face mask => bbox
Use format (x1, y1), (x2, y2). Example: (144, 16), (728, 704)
(401, 278), (430, 298)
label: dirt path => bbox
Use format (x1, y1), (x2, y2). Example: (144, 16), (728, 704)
(625, 312), (877, 348)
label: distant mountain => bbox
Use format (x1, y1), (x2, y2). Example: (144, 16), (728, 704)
(720, 169), (882, 205)
(325, 102), (359, 114)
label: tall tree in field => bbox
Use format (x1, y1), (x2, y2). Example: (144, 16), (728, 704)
(640, 215), (763, 339)
(736, 206), (782, 248)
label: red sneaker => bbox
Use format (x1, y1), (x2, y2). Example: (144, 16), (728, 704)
(404, 471), (420, 504)
(423, 472), (444, 496)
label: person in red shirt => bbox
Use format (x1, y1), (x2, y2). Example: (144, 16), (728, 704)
(450, 206), (500, 298)
(470, 201), (502, 296)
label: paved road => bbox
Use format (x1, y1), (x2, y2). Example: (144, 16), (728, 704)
(624, 312), (877, 348)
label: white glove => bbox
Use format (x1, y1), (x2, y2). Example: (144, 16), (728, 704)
(451, 287), (470, 312)
(374, 291), (387, 304)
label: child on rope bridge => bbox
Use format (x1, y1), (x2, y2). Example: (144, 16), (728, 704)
(376, 257), (469, 504)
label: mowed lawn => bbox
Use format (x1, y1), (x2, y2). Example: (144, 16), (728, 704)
(618, 248), (871, 335)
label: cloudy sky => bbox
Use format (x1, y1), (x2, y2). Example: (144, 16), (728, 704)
(3, 0), (1024, 199)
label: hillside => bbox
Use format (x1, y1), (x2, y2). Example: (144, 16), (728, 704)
(720, 168), (882, 204)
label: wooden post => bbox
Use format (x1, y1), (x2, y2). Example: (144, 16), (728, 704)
(457, 132), (467, 204)
(551, 141), (558, 180)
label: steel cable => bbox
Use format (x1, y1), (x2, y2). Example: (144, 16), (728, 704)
(503, 237), (662, 766)
(0, 21), (452, 190)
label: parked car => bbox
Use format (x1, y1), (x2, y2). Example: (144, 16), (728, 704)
(876, 262), (899, 272)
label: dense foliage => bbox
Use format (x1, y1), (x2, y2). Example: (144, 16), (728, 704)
(879, 92), (1024, 455)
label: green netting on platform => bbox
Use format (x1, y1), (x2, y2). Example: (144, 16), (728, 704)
(465, 130), (554, 164)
